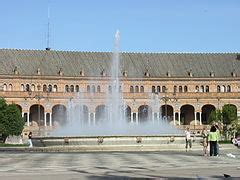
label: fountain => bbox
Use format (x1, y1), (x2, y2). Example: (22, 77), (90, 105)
(32, 31), (198, 151)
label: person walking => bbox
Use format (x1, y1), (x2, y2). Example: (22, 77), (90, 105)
(208, 125), (218, 156)
(185, 127), (192, 152)
(215, 123), (221, 156)
(28, 131), (33, 148)
(201, 127), (208, 156)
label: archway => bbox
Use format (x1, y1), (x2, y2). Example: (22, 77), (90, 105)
(124, 105), (131, 123)
(201, 104), (216, 124)
(180, 105), (195, 125)
(52, 104), (67, 126)
(29, 104), (44, 126)
(138, 105), (152, 123)
(95, 105), (108, 124)
(160, 105), (174, 121)
(73, 104), (89, 124)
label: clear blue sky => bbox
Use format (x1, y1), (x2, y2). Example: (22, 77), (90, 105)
(0, 0), (239, 52)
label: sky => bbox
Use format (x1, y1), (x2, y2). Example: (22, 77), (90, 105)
(0, 0), (240, 53)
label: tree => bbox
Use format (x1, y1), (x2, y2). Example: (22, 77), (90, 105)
(0, 98), (25, 143)
(208, 109), (222, 125)
(222, 104), (237, 125)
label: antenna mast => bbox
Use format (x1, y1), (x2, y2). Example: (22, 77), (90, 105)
(46, 4), (51, 50)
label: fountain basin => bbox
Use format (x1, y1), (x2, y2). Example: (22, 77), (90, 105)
(32, 135), (202, 152)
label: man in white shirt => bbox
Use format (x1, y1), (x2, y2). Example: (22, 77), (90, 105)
(185, 127), (192, 152)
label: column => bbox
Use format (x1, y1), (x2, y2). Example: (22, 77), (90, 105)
(44, 112), (47, 126)
(194, 112), (197, 125)
(22, 112), (24, 118)
(157, 112), (160, 122)
(88, 113), (91, 125)
(178, 112), (181, 125)
(199, 112), (202, 125)
(93, 112), (96, 125)
(27, 112), (30, 126)
(152, 112), (155, 122)
(49, 113), (52, 126)
(130, 112), (134, 123)
(135, 112), (138, 124)
(173, 112), (176, 125)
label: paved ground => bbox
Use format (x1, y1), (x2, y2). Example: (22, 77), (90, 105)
(0, 145), (239, 179)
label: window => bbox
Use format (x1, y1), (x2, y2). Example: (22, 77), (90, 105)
(135, 86), (139, 93)
(205, 86), (209, 92)
(200, 85), (204, 93)
(227, 85), (231, 92)
(152, 86), (155, 93)
(162, 86), (167, 93)
(3, 84), (7, 91)
(65, 85), (69, 92)
(53, 85), (58, 92)
(157, 86), (161, 93)
(179, 86), (183, 93)
(195, 86), (199, 92)
(217, 85), (221, 92)
(173, 86), (177, 93)
(92, 85), (95, 93)
(130, 86), (134, 93)
(97, 85), (101, 93)
(184, 86), (188, 92)
(87, 85), (90, 92)
(76, 85), (79, 92)
(43, 84), (47, 92)
(48, 85), (52, 92)
(221, 85), (226, 92)
(26, 84), (30, 92)
(70, 85), (74, 92)
(21, 84), (25, 91)
(8, 84), (13, 91)
(31, 84), (35, 92)
(140, 86), (144, 93)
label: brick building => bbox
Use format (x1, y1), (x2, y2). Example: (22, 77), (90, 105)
(0, 49), (239, 134)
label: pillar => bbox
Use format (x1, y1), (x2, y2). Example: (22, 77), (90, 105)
(135, 112), (138, 124)
(194, 112), (197, 125)
(152, 112), (155, 122)
(22, 112), (24, 118)
(93, 112), (96, 125)
(130, 112), (134, 123)
(199, 112), (202, 125)
(173, 112), (176, 125)
(178, 112), (180, 125)
(88, 113), (91, 125)
(27, 112), (30, 126)
(44, 112), (47, 127)
(49, 113), (52, 126)
(157, 112), (160, 122)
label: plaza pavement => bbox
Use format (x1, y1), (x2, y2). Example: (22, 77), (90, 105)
(0, 145), (239, 179)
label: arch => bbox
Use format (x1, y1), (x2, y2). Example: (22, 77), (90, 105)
(157, 86), (161, 93)
(43, 84), (47, 92)
(135, 86), (139, 93)
(95, 105), (108, 124)
(173, 86), (177, 93)
(91, 85), (95, 93)
(52, 104), (67, 126)
(26, 84), (30, 91)
(70, 85), (74, 92)
(53, 85), (58, 92)
(3, 83), (7, 91)
(217, 85), (221, 92)
(227, 85), (231, 92)
(97, 85), (101, 93)
(73, 105), (89, 125)
(179, 86), (183, 93)
(152, 86), (155, 93)
(21, 84), (25, 91)
(140, 86), (144, 93)
(184, 86), (188, 92)
(180, 104), (195, 125)
(76, 85), (80, 92)
(201, 104), (216, 124)
(221, 85), (225, 92)
(195, 86), (199, 92)
(65, 85), (69, 92)
(125, 105), (131, 123)
(48, 84), (52, 92)
(160, 105), (174, 121)
(31, 84), (35, 92)
(14, 104), (22, 113)
(200, 85), (204, 92)
(162, 86), (167, 93)
(8, 84), (13, 91)
(29, 104), (45, 126)
(205, 85), (209, 92)
(138, 105), (152, 123)
(130, 86), (134, 93)
(87, 85), (90, 92)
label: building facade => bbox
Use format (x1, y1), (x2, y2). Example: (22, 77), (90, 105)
(0, 49), (239, 135)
